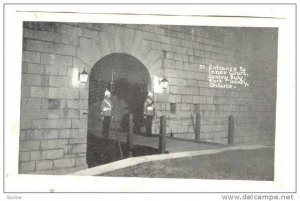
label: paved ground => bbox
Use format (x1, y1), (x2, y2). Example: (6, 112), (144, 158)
(99, 147), (274, 181)
(109, 131), (224, 152)
(87, 130), (224, 168)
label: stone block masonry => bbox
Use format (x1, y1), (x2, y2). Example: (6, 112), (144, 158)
(19, 22), (277, 174)
(149, 25), (277, 146)
(20, 22), (89, 174)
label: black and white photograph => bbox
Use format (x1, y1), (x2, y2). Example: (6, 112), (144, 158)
(18, 21), (278, 180)
(2, 3), (297, 195)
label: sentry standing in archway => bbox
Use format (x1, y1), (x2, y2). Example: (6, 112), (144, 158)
(101, 89), (112, 138)
(144, 91), (155, 136)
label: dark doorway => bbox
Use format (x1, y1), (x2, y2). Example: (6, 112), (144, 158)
(87, 53), (151, 167)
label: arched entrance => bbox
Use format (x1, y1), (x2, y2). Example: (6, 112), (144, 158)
(87, 53), (151, 167)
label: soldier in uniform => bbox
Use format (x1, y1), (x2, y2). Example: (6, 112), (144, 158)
(101, 89), (112, 138)
(143, 91), (155, 136)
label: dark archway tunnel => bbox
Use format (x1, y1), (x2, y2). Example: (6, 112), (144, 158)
(87, 53), (156, 167)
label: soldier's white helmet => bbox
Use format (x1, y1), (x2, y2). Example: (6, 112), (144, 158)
(105, 89), (111, 97)
(148, 91), (153, 96)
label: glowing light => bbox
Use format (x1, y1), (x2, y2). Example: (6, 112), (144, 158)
(153, 76), (163, 94)
(79, 68), (89, 83)
(72, 68), (80, 87)
(159, 76), (169, 89)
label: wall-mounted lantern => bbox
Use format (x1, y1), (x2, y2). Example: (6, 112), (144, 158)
(160, 50), (169, 90)
(159, 76), (169, 89)
(79, 68), (89, 83)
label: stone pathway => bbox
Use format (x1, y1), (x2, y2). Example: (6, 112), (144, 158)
(70, 145), (271, 176)
(101, 147), (274, 180)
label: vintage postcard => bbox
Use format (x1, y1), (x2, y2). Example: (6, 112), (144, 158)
(2, 3), (296, 195)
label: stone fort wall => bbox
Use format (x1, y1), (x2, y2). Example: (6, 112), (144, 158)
(19, 22), (277, 174)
